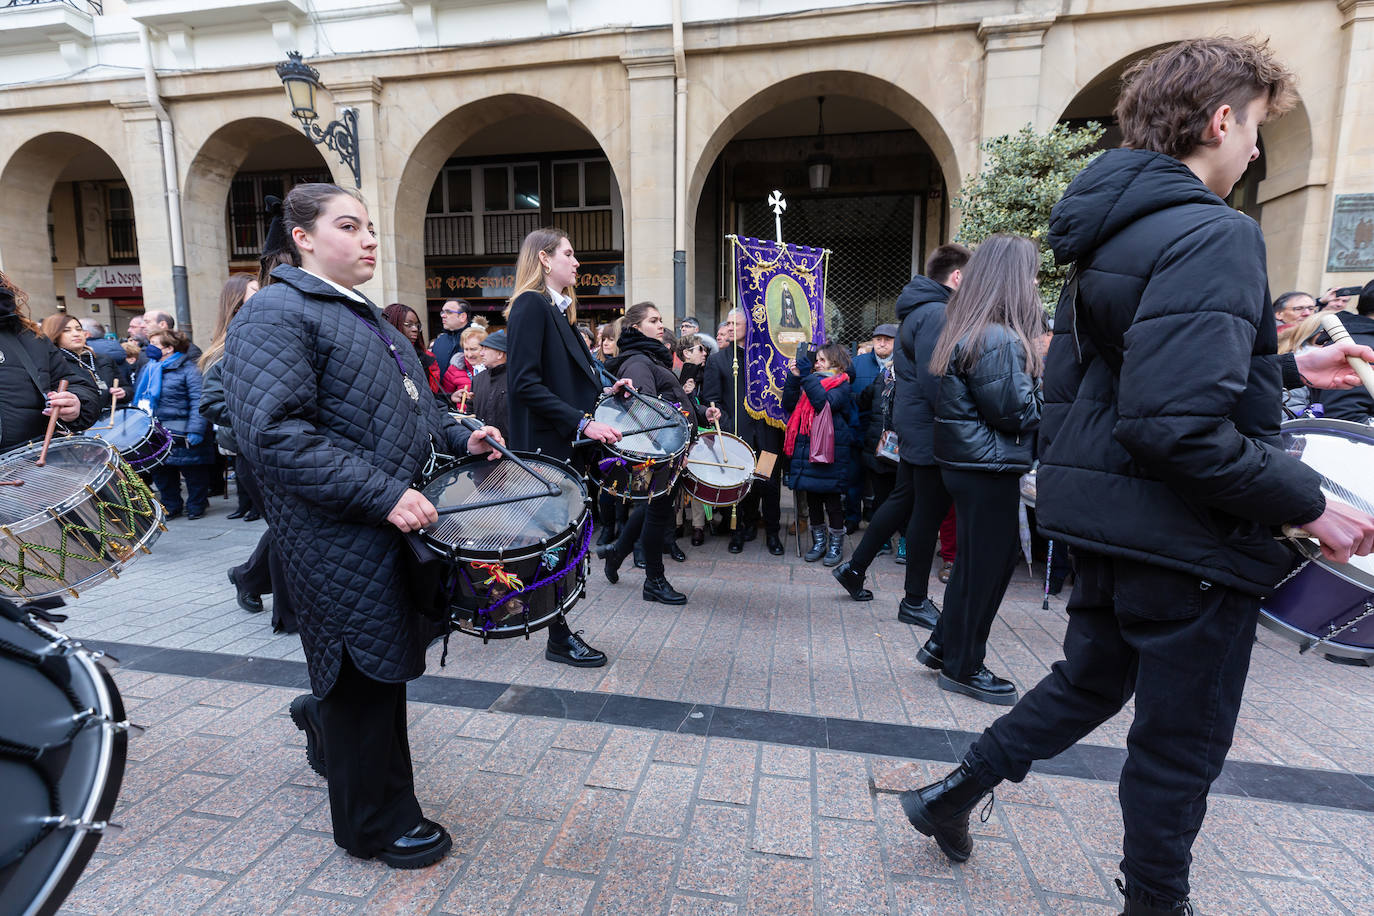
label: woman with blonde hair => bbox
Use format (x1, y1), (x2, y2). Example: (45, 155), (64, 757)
(504, 227), (631, 666)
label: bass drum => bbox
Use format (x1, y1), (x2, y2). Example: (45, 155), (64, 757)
(417, 453), (591, 639)
(1260, 417), (1374, 662)
(0, 599), (131, 916)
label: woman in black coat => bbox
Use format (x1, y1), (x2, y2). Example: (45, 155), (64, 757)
(223, 183), (502, 869)
(0, 273), (101, 451)
(596, 303), (720, 604)
(918, 234), (1043, 707)
(783, 342), (859, 566)
(505, 227), (628, 666)
(41, 313), (126, 408)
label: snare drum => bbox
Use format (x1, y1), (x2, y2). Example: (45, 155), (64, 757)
(81, 408), (172, 473)
(0, 438), (165, 602)
(417, 453), (591, 639)
(0, 602), (131, 916)
(587, 393), (693, 501)
(683, 431), (755, 507)
(1258, 417), (1374, 662)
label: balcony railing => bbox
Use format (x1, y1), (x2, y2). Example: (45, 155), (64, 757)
(107, 218), (137, 262)
(3, 1), (103, 13)
(559, 209), (615, 253)
(425, 214), (474, 257)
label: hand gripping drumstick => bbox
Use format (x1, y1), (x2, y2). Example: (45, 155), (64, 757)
(36, 380), (68, 467)
(1320, 312), (1374, 400)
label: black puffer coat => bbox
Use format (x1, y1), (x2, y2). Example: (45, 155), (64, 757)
(1038, 148), (1323, 595)
(859, 366), (896, 474)
(1311, 311), (1374, 421)
(223, 267), (473, 695)
(891, 276), (952, 466)
(604, 327), (705, 425)
(932, 325), (1040, 473)
(0, 320), (102, 450)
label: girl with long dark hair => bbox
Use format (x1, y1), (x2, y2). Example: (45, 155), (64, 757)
(41, 313), (126, 405)
(918, 234), (1044, 706)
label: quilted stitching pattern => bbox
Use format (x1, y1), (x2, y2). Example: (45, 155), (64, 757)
(222, 267), (470, 695)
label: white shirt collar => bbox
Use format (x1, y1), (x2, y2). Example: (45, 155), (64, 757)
(549, 289), (572, 313)
(302, 267), (365, 303)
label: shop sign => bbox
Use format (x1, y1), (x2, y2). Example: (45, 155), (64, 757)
(427, 261), (624, 302)
(75, 265), (142, 299)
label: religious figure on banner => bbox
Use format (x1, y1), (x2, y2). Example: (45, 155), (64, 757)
(729, 236), (830, 428)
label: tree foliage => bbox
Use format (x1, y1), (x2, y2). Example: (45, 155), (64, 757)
(953, 122), (1106, 311)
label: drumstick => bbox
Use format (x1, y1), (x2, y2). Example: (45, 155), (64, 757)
(686, 458), (749, 470)
(454, 416), (558, 495)
(710, 402), (722, 436)
(1319, 313), (1374, 399)
(0, 480), (23, 487)
(36, 380), (68, 467)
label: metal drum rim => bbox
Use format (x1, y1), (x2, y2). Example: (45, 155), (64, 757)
(0, 438), (121, 535)
(1279, 416), (1374, 591)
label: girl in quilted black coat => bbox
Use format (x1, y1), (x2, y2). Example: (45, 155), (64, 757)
(783, 342), (858, 566)
(918, 234), (1043, 707)
(223, 183), (503, 870)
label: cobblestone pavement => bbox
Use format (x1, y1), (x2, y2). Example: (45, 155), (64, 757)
(41, 500), (1374, 914)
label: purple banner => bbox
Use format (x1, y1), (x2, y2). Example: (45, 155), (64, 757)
(730, 236), (829, 429)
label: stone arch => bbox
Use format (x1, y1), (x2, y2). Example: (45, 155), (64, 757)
(390, 93), (629, 310)
(181, 115), (333, 333)
(686, 70), (966, 227)
(0, 127), (147, 318)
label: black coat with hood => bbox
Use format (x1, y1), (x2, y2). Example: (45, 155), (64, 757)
(1037, 148), (1322, 596)
(223, 266), (474, 696)
(891, 275), (953, 466)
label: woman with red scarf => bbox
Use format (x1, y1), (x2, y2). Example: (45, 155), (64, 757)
(784, 342), (858, 566)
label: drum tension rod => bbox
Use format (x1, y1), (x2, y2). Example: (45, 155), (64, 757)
(41, 815), (123, 837)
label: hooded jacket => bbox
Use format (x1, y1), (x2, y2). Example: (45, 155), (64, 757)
(891, 275), (953, 465)
(1037, 148), (1322, 595)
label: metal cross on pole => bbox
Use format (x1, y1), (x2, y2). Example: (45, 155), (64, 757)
(767, 190), (786, 245)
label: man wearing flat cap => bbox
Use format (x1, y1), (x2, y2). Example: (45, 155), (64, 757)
(470, 329), (509, 441)
(847, 324), (898, 528)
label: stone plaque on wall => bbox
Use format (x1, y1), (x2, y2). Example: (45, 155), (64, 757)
(1326, 193), (1374, 272)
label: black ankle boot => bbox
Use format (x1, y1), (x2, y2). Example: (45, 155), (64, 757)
(804, 528), (827, 562)
(833, 562), (873, 601)
(898, 762), (994, 863)
(643, 575), (687, 605)
(596, 543), (623, 584)
(1117, 879), (1194, 915)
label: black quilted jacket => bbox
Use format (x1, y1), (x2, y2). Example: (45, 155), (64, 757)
(932, 325), (1041, 473)
(222, 266), (473, 694)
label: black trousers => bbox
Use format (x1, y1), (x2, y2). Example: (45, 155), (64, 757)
(738, 461), (782, 534)
(929, 469), (1020, 679)
(319, 651), (422, 856)
(233, 530), (299, 634)
(849, 462), (953, 602)
(150, 464), (212, 516)
(805, 491), (845, 529)
(613, 490), (675, 578)
(966, 552), (1259, 905)
(233, 454), (263, 515)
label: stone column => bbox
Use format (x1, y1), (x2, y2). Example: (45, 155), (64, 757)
(330, 78), (388, 304)
(622, 51), (678, 318)
(115, 101), (178, 327)
(976, 13), (1057, 157)
(1320, 0), (1374, 289)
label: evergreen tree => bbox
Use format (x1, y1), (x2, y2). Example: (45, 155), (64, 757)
(953, 122), (1106, 310)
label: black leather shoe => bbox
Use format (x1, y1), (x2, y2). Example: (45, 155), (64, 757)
(833, 562), (873, 601)
(898, 597), (940, 629)
(691, 527), (705, 546)
(766, 532), (784, 556)
(289, 694), (327, 779)
(1118, 879), (1195, 915)
(227, 568), (264, 613)
(186, 510), (205, 520)
(916, 637), (943, 671)
(898, 762), (993, 863)
(227, 508), (248, 520)
(596, 544), (622, 584)
(667, 541), (687, 563)
(633, 545), (646, 569)
(728, 533), (745, 554)
(243, 511), (261, 522)
(643, 575), (687, 605)
(938, 666), (1018, 706)
(546, 629), (607, 667)
(742, 525), (758, 542)
(373, 819), (453, 869)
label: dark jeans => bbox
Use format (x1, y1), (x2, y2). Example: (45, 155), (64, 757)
(845, 446), (864, 525)
(320, 651), (422, 857)
(805, 490), (844, 529)
(849, 462), (953, 602)
(151, 463), (212, 515)
(614, 490), (675, 578)
(966, 552), (1260, 905)
(738, 460), (782, 534)
(930, 469), (1020, 679)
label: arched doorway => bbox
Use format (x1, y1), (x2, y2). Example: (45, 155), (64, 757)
(394, 96), (626, 339)
(688, 73), (962, 344)
(183, 118), (331, 334)
(0, 133), (143, 333)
